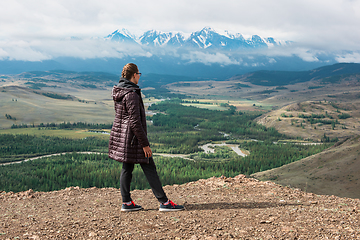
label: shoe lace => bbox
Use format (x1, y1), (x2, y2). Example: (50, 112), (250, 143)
(167, 200), (176, 207)
(130, 201), (135, 206)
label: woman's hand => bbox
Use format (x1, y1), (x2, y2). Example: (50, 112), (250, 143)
(143, 146), (152, 158)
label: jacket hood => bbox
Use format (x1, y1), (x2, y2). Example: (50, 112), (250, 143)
(117, 77), (139, 89)
(112, 77), (140, 102)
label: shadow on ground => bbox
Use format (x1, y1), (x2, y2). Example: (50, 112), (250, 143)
(184, 201), (301, 210)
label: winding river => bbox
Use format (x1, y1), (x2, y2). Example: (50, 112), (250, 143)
(1, 142), (248, 166)
(200, 142), (248, 157)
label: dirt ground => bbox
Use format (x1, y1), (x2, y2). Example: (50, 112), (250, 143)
(1, 175), (359, 239)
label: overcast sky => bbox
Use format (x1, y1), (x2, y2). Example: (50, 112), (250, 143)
(1, 0), (360, 62)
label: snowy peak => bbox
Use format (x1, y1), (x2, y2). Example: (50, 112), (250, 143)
(105, 27), (286, 50)
(185, 27), (224, 49)
(139, 30), (171, 46)
(223, 30), (245, 41)
(167, 32), (186, 47)
(137, 30), (186, 47)
(105, 28), (137, 44)
(247, 35), (267, 47)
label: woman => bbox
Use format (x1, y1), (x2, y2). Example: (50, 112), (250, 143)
(109, 63), (184, 212)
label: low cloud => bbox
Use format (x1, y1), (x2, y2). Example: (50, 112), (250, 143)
(181, 51), (241, 66)
(0, 38), (152, 61)
(0, 36), (354, 68)
(292, 49), (320, 62)
(0, 40), (52, 61)
(260, 45), (326, 62)
(335, 52), (360, 63)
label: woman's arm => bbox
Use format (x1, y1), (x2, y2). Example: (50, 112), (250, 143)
(124, 92), (150, 148)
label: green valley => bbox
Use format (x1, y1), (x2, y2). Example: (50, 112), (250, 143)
(1, 63), (360, 198)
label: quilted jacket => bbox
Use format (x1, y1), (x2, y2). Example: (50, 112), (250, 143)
(108, 78), (150, 164)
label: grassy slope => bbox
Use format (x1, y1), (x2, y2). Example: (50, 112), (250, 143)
(251, 136), (360, 199)
(0, 86), (114, 129)
(243, 62), (360, 86)
(256, 99), (360, 142)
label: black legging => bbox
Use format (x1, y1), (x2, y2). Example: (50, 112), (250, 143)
(120, 157), (168, 204)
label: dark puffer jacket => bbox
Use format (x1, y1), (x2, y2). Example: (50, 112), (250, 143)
(108, 78), (149, 164)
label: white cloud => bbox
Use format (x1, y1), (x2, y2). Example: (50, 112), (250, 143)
(0, 38), (152, 61)
(335, 52), (360, 63)
(181, 51), (240, 66)
(255, 45), (324, 62)
(268, 58), (276, 64)
(0, 40), (52, 61)
(290, 48), (320, 62)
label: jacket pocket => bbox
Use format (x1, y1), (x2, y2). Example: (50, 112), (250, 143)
(130, 135), (138, 147)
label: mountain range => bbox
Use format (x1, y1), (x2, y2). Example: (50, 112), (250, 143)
(0, 27), (341, 77)
(105, 27), (288, 50)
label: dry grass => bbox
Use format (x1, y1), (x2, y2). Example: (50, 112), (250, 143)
(166, 76), (360, 108)
(257, 99), (360, 141)
(0, 85), (115, 129)
(0, 78), (167, 129)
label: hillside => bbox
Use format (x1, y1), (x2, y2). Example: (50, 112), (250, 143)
(252, 136), (360, 199)
(1, 175), (359, 239)
(166, 64), (360, 110)
(240, 63), (360, 86)
(2, 63), (360, 128)
(256, 98), (360, 142)
(0, 85), (115, 129)
(0, 71), (118, 128)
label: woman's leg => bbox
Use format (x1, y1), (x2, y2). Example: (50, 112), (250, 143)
(120, 162), (135, 202)
(140, 157), (168, 203)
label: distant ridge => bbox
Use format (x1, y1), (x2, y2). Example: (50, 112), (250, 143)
(239, 62), (360, 86)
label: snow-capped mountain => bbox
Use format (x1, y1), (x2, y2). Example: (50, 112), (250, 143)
(106, 27), (286, 50)
(105, 29), (137, 44)
(185, 27), (228, 49)
(139, 30), (173, 46)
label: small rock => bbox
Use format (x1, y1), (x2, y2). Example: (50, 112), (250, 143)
(189, 235), (198, 240)
(29, 235), (40, 240)
(234, 174), (246, 179)
(260, 220), (272, 224)
(205, 236), (217, 240)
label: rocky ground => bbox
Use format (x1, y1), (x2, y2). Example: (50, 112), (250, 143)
(1, 175), (359, 240)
